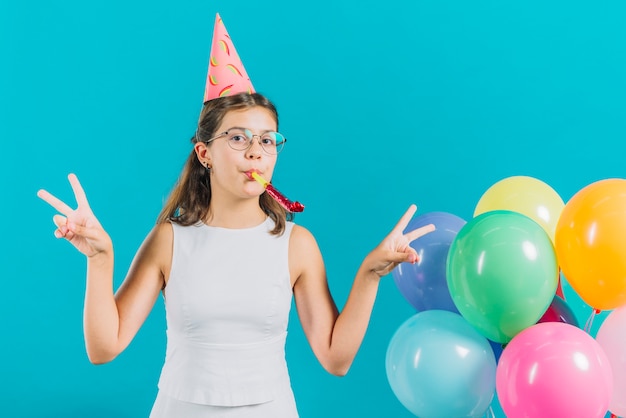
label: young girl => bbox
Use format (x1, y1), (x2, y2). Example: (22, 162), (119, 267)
(37, 15), (434, 418)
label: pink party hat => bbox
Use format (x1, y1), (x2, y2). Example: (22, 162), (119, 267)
(203, 14), (255, 102)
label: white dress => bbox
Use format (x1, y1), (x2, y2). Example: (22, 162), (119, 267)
(150, 218), (299, 417)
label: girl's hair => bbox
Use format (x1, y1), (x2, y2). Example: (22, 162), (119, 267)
(157, 92), (292, 235)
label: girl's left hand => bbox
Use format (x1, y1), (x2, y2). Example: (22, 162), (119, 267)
(366, 204), (435, 278)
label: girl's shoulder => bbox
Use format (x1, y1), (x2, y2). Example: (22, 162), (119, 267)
(144, 221), (174, 258)
(289, 223), (321, 253)
(153, 220), (174, 237)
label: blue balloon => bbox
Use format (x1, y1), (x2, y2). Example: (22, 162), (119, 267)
(386, 310), (497, 418)
(392, 211), (466, 312)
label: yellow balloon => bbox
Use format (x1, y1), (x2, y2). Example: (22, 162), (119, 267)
(555, 178), (626, 310)
(474, 176), (565, 243)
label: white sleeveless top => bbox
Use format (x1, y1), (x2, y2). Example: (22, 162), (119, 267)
(157, 218), (295, 407)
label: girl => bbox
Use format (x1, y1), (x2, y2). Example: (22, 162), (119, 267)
(37, 92), (433, 417)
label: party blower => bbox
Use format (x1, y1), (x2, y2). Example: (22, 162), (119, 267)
(246, 170), (304, 213)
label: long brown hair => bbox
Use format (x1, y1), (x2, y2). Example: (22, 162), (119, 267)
(157, 92), (292, 235)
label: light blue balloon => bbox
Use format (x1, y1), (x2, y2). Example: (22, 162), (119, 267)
(386, 310), (497, 418)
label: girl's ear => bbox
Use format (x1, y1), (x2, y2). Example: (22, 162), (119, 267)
(194, 142), (212, 168)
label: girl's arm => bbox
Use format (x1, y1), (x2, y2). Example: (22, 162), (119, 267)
(83, 223), (170, 364)
(38, 173), (170, 364)
(291, 205), (434, 376)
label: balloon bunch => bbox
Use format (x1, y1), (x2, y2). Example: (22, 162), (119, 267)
(386, 176), (626, 418)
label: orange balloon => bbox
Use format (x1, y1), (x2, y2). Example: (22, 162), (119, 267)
(555, 179), (626, 310)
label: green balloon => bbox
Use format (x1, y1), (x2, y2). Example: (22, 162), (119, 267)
(446, 210), (558, 343)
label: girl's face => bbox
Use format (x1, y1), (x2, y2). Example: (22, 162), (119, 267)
(200, 106), (279, 200)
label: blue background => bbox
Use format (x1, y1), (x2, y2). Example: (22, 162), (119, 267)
(2, 0), (624, 416)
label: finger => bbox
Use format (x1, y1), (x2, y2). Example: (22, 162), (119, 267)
(374, 253), (417, 276)
(403, 246), (420, 262)
(397, 250), (420, 264)
(68, 173), (90, 208)
(405, 223), (436, 243)
(64, 229), (76, 241)
(391, 204), (418, 234)
(52, 214), (68, 228)
(37, 189), (74, 215)
(54, 222), (70, 239)
(67, 221), (100, 241)
(385, 249), (418, 265)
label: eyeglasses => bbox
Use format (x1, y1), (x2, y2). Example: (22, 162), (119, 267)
(204, 128), (286, 155)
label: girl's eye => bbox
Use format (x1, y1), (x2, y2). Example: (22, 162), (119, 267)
(230, 134), (248, 143)
(261, 136), (276, 146)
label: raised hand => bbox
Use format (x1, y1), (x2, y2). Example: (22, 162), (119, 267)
(366, 204), (435, 277)
(37, 173), (112, 258)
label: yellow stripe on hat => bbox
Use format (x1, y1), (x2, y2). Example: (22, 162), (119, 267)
(226, 64), (242, 76)
(218, 40), (230, 55)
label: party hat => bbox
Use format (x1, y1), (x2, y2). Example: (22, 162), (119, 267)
(203, 13), (255, 102)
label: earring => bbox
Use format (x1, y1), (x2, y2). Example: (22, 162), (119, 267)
(204, 163), (211, 171)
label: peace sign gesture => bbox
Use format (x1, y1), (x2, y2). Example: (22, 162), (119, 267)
(367, 204), (435, 277)
(37, 174), (112, 258)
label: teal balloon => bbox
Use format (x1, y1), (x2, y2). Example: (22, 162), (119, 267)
(386, 310), (496, 418)
(446, 210), (558, 343)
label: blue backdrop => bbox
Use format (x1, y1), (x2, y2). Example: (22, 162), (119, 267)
(2, 0), (624, 416)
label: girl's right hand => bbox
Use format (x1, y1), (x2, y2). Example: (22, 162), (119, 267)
(37, 173), (112, 258)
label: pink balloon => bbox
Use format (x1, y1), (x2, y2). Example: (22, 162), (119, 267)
(596, 306), (626, 416)
(496, 322), (613, 418)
